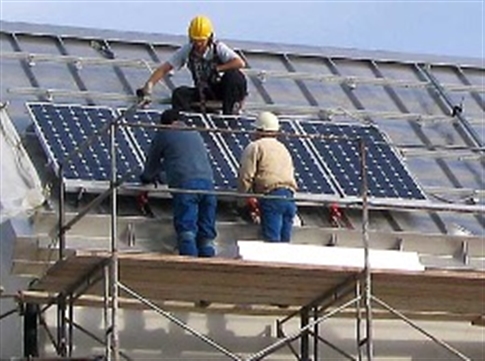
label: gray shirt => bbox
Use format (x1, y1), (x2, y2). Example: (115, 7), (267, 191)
(168, 41), (240, 70)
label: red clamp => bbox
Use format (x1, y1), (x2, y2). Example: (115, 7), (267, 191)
(137, 191), (151, 216)
(246, 197), (261, 224)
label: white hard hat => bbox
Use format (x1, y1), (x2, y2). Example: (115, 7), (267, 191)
(253, 111), (279, 131)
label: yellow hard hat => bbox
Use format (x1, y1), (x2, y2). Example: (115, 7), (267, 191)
(188, 15), (213, 41)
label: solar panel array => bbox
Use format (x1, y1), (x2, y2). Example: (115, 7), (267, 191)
(27, 103), (425, 200)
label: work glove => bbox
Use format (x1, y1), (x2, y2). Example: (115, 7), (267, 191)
(236, 197), (261, 224)
(136, 82), (153, 103)
(209, 63), (221, 84)
(139, 174), (158, 188)
(246, 197), (261, 224)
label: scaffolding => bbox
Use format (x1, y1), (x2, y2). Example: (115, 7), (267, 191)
(1, 29), (484, 360)
(10, 101), (482, 361)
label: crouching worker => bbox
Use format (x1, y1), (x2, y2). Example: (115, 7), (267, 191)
(137, 15), (247, 115)
(237, 111), (298, 242)
(140, 109), (217, 257)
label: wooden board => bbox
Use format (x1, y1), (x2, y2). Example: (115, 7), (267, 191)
(31, 251), (485, 321)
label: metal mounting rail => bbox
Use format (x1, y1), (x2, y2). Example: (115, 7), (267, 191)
(1, 50), (151, 69)
(244, 102), (453, 122)
(441, 83), (484, 93)
(9, 86), (457, 122)
(244, 68), (431, 89)
(402, 148), (485, 160)
(2, 50), (483, 93)
(8, 87), (135, 102)
(423, 186), (485, 198)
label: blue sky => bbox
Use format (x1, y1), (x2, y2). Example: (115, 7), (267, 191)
(1, 0), (484, 59)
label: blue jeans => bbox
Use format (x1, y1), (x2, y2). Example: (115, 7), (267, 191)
(259, 188), (297, 242)
(172, 179), (217, 257)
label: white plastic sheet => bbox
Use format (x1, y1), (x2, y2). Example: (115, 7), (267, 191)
(0, 107), (45, 224)
(238, 240), (425, 271)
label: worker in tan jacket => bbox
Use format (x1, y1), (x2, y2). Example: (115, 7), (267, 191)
(237, 111), (298, 242)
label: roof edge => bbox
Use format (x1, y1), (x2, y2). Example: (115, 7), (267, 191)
(1, 20), (483, 69)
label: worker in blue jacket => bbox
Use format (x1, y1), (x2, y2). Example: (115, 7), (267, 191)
(140, 108), (217, 257)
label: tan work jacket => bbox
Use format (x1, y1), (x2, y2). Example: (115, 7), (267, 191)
(238, 137), (297, 194)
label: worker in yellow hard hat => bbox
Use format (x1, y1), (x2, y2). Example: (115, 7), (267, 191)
(137, 15), (247, 115)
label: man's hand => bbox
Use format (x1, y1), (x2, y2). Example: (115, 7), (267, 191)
(246, 197), (261, 224)
(209, 63), (221, 84)
(236, 197), (261, 224)
(139, 174), (158, 188)
(136, 82), (153, 103)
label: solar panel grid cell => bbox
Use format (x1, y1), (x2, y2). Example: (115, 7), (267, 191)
(120, 109), (159, 161)
(206, 115), (251, 189)
(278, 121), (336, 195)
(184, 115), (237, 190)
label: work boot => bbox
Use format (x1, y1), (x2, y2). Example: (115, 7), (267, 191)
(196, 300), (211, 308)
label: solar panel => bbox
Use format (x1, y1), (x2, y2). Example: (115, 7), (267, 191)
(121, 109), (237, 190)
(298, 121), (426, 200)
(207, 115), (337, 195)
(27, 103), (142, 184)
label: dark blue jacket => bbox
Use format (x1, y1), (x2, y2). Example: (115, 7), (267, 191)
(140, 122), (214, 187)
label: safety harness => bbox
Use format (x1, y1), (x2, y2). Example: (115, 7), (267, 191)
(187, 39), (222, 90)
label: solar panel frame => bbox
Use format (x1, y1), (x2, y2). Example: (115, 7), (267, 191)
(27, 102), (143, 187)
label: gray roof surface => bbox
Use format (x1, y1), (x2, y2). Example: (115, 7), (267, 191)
(1, 20), (484, 270)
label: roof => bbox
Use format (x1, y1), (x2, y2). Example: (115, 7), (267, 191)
(1, 20), (484, 275)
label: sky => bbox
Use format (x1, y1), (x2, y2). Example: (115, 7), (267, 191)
(0, 0), (484, 59)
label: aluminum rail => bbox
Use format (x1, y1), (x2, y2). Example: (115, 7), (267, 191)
(1, 50), (150, 69)
(2, 50), (483, 93)
(9, 86), (457, 122)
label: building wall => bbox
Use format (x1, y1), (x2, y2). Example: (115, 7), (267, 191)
(0, 219), (31, 359)
(34, 306), (485, 360)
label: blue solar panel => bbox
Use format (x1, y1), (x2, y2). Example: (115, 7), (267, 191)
(207, 115), (337, 195)
(121, 109), (237, 190)
(298, 121), (426, 199)
(27, 103), (142, 183)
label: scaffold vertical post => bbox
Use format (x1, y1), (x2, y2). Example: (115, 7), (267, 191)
(68, 294), (74, 356)
(356, 279), (363, 361)
(56, 164), (67, 357)
(109, 116), (120, 361)
(58, 164), (65, 260)
(300, 306), (310, 360)
(359, 138), (373, 360)
(104, 265), (111, 361)
(312, 306), (319, 361)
